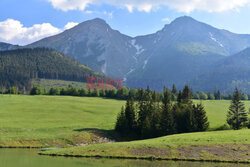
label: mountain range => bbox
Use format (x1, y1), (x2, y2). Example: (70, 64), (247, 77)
(1, 16), (250, 93)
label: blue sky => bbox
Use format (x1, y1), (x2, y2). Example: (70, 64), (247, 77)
(1, 0), (250, 45)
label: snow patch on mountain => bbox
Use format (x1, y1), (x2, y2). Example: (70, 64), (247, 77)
(209, 32), (224, 47)
(123, 68), (135, 82)
(130, 39), (145, 55)
(143, 59), (149, 69)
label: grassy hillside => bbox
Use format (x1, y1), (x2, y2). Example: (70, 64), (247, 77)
(0, 95), (249, 148)
(41, 129), (250, 163)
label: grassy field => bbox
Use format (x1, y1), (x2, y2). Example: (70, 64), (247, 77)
(41, 129), (250, 163)
(195, 100), (250, 130)
(0, 95), (125, 147)
(0, 95), (249, 162)
(0, 95), (249, 147)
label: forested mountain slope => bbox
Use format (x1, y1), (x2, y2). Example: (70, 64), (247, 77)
(0, 48), (103, 88)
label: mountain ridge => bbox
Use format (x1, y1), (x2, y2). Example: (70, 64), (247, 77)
(1, 16), (250, 93)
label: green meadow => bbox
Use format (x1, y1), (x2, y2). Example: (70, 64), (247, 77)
(0, 95), (249, 162)
(0, 95), (124, 147)
(0, 95), (249, 147)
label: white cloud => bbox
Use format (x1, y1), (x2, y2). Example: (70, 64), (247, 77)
(47, 0), (250, 13)
(166, 0), (250, 13)
(85, 10), (94, 14)
(64, 22), (79, 30)
(103, 11), (114, 18)
(47, 0), (93, 12)
(161, 17), (170, 22)
(0, 19), (78, 45)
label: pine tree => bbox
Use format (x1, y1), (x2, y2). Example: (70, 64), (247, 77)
(141, 116), (151, 138)
(184, 105), (195, 132)
(125, 98), (136, 132)
(214, 89), (221, 100)
(115, 106), (127, 133)
(160, 87), (175, 135)
(193, 103), (209, 131)
(137, 87), (154, 137)
(227, 88), (248, 130)
(177, 90), (182, 103)
(181, 85), (192, 104)
(172, 84), (178, 95)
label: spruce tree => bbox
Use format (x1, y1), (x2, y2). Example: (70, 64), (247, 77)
(125, 98), (136, 132)
(141, 116), (151, 138)
(227, 88), (248, 130)
(181, 85), (192, 104)
(115, 106), (127, 133)
(177, 90), (182, 103)
(172, 84), (178, 95)
(137, 87), (154, 137)
(193, 104), (209, 131)
(160, 87), (175, 135)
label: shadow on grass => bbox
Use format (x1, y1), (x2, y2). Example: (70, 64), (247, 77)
(73, 128), (138, 142)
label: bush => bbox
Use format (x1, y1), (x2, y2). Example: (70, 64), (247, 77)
(216, 123), (231, 131)
(199, 92), (208, 100)
(30, 86), (43, 95)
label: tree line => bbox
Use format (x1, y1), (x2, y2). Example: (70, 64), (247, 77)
(115, 86), (250, 139)
(115, 86), (209, 139)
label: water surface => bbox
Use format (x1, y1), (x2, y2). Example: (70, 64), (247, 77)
(0, 149), (247, 167)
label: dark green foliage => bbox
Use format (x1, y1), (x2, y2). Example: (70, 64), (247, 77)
(227, 88), (248, 130)
(116, 87), (129, 99)
(124, 98), (136, 132)
(91, 89), (100, 97)
(214, 89), (221, 100)
(193, 104), (209, 131)
(30, 86), (43, 95)
(115, 85), (210, 139)
(0, 48), (104, 89)
(79, 88), (88, 96)
(177, 91), (182, 103)
(199, 92), (208, 100)
(49, 88), (60, 95)
(242, 94), (248, 100)
(137, 87), (155, 137)
(115, 107), (127, 133)
(172, 84), (178, 95)
(181, 85), (193, 104)
(207, 93), (215, 100)
(160, 87), (175, 135)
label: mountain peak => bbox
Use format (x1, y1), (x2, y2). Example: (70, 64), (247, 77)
(170, 16), (198, 25)
(78, 18), (107, 26)
(90, 18), (107, 24)
(73, 18), (109, 31)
